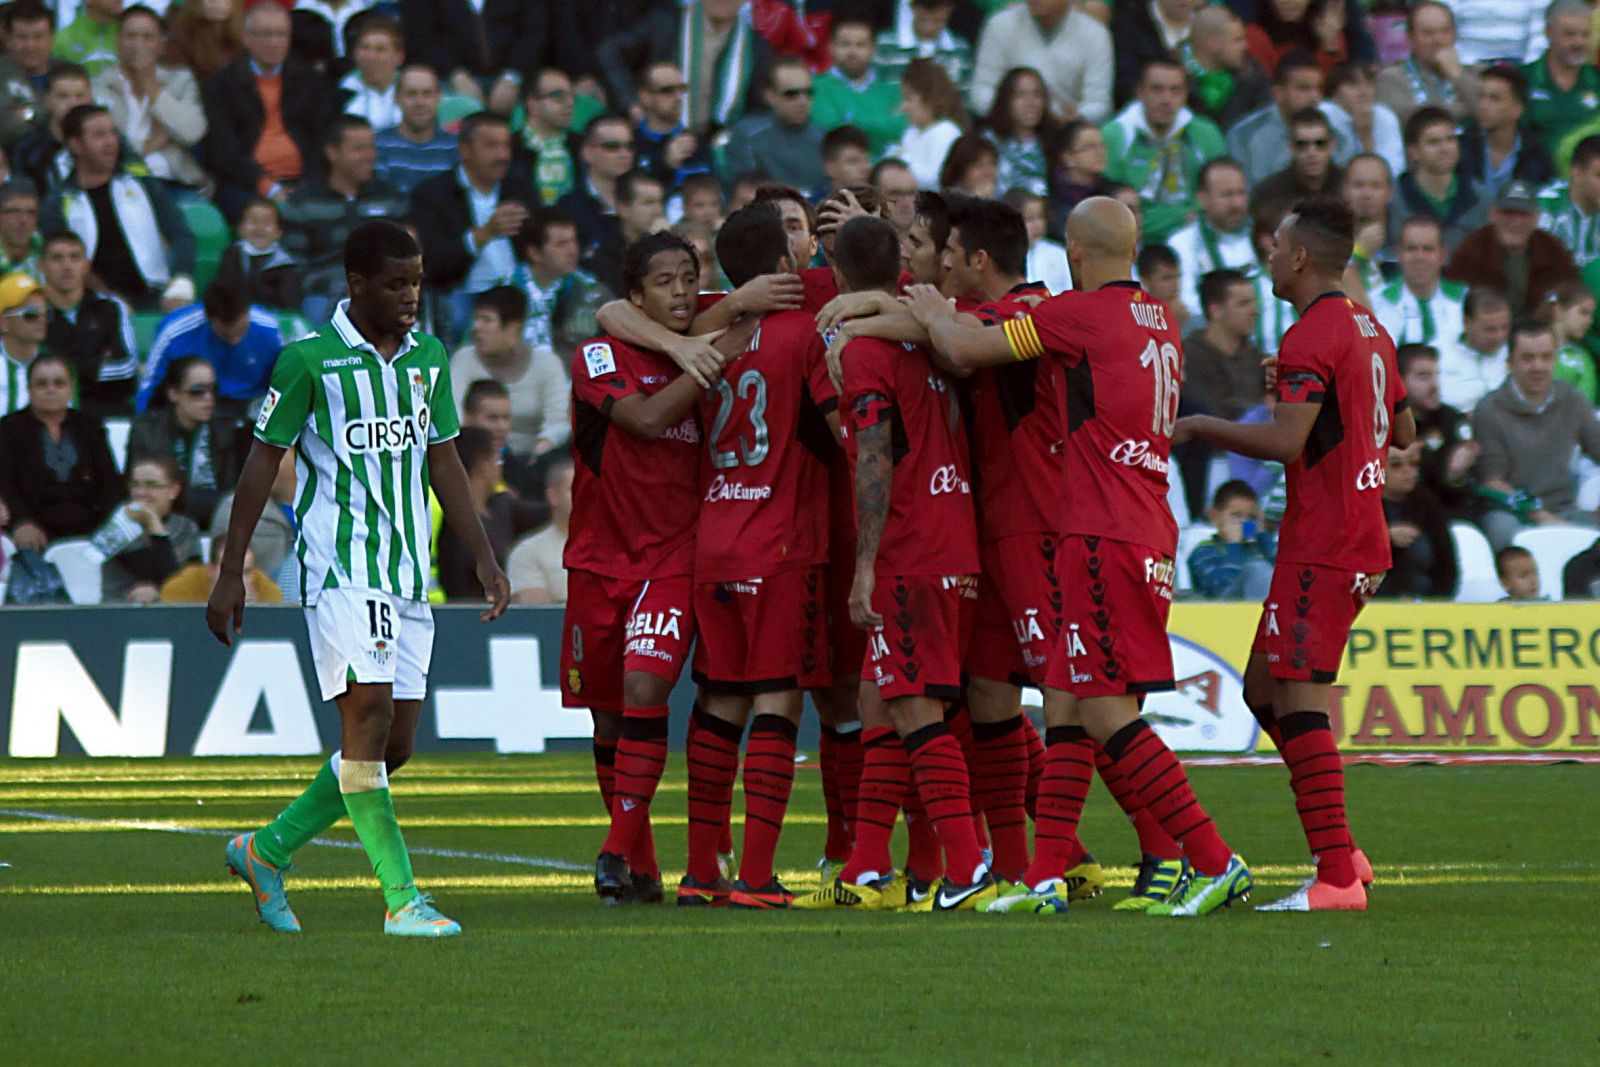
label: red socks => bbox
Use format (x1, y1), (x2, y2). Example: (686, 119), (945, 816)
(738, 715), (798, 887)
(600, 705), (669, 877)
(902, 781), (944, 880)
(904, 723), (986, 885)
(1093, 741), (1182, 861)
(1279, 711), (1356, 887)
(1022, 726), (1094, 885)
(1023, 715), (1045, 820)
(596, 734), (658, 877)
(1104, 719), (1231, 876)
(971, 715), (1031, 882)
(819, 724), (862, 862)
(944, 703), (989, 853)
(592, 737), (617, 814)
(842, 727), (906, 883)
(685, 708), (741, 883)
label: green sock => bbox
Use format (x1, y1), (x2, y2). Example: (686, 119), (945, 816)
(343, 787), (417, 912)
(255, 759), (346, 868)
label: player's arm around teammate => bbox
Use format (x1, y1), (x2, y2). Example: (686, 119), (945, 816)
(594, 272), (804, 387)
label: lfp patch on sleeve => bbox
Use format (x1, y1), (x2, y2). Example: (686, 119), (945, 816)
(255, 387), (281, 431)
(583, 342), (617, 378)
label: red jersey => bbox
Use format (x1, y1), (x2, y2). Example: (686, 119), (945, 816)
(695, 310), (839, 580)
(841, 336), (978, 576)
(799, 266), (838, 314)
(968, 282), (1061, 541)
(566, 337), (701, 579)
(1275, 293), (1407, 573)
(1003, 282), (1181, 555)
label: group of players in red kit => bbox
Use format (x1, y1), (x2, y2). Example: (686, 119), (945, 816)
(557, 177), (1412, 916)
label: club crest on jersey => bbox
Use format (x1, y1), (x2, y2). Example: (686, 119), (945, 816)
(583, 342), (617, 378)
(255, 387), (280, 431)
(407, 367), (428, 404)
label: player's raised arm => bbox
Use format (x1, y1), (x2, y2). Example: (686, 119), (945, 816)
(205, 439), (287, 645)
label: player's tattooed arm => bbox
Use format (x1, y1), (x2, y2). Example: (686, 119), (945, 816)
(850, 414), (892, 629)
(205, 440), (288, 645)
(429, 441), (510, 622)
(1174, 401), (1322, 462)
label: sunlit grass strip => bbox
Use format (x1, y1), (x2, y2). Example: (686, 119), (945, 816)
(3, 868), (1593, 898)
(0, 782), (669, 801)
(0, 814), (830, 832)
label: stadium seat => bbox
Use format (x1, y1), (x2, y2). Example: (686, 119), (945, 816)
(1175, 523), (1216, 594)
(103, 416), (131, 472)
(1512, 526), (1599, 601)
(179, 198), (230, 293)
(44, 539), (104, 605)
(1451, 522), (1500, 603)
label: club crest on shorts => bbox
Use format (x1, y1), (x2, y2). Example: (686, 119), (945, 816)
(368, 639), (393, 667)
(566, 667), (584, 695)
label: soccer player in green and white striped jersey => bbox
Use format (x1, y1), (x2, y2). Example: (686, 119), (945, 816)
(207, 220), (510, 938)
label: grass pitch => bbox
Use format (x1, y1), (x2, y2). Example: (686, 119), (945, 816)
(0, 752), (1595, 1065)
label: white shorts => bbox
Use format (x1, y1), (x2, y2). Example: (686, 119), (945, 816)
(306, 587), (435, 702)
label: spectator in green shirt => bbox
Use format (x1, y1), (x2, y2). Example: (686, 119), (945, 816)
(51, 0), (121, 79)
(1100, 57), (1225, 243)
(1522, 0), (1600, 151)
(811, 11), (905, 158)
(1548, 279), (1599, 403)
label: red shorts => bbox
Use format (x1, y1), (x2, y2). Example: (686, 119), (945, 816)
(826, 558), (868, 683)
(560, 570), (694, 711)
(864, 574), (977, 701)
(692, 566), (829, 692)
(1045, 535), (1176, 699)
(965, 532), (1063, 687)
(1252, 563), (1384, 682)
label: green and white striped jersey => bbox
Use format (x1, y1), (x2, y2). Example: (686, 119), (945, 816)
(1538, 186), (1600, 268)
(254, 301), (459, 606)
(0, 347), (28, 416)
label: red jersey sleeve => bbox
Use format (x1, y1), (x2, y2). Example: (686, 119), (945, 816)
(843, 337), (896, 432)
(1275, 328), (1330, 406)
(697, 291), (727, 311)
(1001, 295), (1086, 367)
(571, 339), (646, 414)
(804, 330), (838, 413)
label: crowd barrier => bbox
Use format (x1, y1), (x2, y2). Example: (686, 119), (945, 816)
(1, 603), (1597, 758)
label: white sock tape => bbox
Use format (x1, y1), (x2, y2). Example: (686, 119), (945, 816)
(339, 759), (388, 794)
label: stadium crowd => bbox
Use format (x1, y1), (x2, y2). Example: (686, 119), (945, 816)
(0, 0), (1599, 606)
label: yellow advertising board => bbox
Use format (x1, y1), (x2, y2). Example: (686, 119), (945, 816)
(1166, 602), (1600, 751)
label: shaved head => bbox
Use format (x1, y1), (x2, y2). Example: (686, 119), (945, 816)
(1067, 196), (1138, 261)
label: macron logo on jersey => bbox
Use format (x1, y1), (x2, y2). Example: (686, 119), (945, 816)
(584, 342), (617, 378)
(344, 410), (431, 452)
